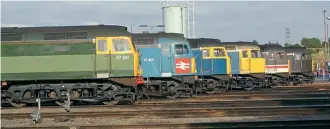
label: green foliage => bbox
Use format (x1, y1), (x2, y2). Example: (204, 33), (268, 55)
(284, 43), (302, 48)
(300, 38), (322, 48)
(315, 48), (320, 53)
(267, 41), (282, 46)
(252, 40), (258, 45)
(292, 44), (302, 47)
(307, 49), (315, 54)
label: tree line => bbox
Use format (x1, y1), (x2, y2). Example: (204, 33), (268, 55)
(251, 37), (330, 54)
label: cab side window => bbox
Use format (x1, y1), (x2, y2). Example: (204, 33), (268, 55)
(269, 53), (275, 60)
(202, 49), (210, 57)
(295, 54), (301, 60)
(97, 39), (107, 52)
(161, 44), (170, 56)
(242, 51), (248, 58)
(302, 53), (311, 60)
(276, 52), (285, 59)
(214, 48), (226, 57)
(175, 44), (189, 55)
(251, 50), (262, 58)
(113, 39), (131, 52)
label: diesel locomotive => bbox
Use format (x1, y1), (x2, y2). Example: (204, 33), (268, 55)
(284, 47), (314, 85)
(1, 24), (317, 108)
(1, 25), (144, 107)
(259, 44), (291, 86)
(188, 38), (231, 94)
(132, 32), (195, 99)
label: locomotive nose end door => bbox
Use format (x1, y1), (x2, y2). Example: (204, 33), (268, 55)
(95, 37), (111, 78)
(240, 50), (250, 74)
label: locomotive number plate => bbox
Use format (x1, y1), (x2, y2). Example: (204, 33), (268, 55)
(97, 73), (109, 78)
(116, 55), (130, 60)
(161, 73), (172, 77)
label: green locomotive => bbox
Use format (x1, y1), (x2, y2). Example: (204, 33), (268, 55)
(1, 25), (143, 107)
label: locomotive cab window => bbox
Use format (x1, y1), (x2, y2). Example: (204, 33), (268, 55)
(161, 44), (170, 56)
(175, 44), (189, 55)
(269, 53), (275, 60)
(202, 49), (210, 57)
(242, 51), (248, 58)
(295, 54), (301, 60)
(251, 50), (262, 58)
(97, 39), (107, 52)
(276, 52), (285, 59)
(302, 53), (311, 60)
(214, 48), (226, 57)
(112, 39), (131, 52)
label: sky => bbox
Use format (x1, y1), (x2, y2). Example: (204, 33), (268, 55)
(1, 1), (330, 45)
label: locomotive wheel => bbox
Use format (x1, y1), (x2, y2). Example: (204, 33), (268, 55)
(243, 81), (255, 91)
(205, 88), (217, 94)
(166, 93), (179, 99)
(270, 80), (279, 88)
(217, 86), (228, 93)
(55, 101), (74, 106)
(9, 90), (32, 108)
(103, 96), (123, 105)
(103, 100), (119, 105)
(217, 82), (229, 93)
(193, 81), (203, 94)
(286, 81), (293, 86)
(9, 100), (26, 108)
(205, 82), (217, 94)
(309, 78), (314, 84)
(166, 85), (179, 99)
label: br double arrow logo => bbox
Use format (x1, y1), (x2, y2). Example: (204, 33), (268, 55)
(175, 58), (190, 73)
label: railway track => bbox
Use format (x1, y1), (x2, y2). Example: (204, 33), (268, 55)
(2, 96), (330, 116)
(2, 84), (330, 129)
(2, 86), (329, 108)
(2, 104), (330, 119)
(2, 90), (329, 111)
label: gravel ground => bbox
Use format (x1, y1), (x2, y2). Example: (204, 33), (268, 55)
(3, 114), (330, 128)
(2, 93), (329, 114)
(0, 116), (276, 128)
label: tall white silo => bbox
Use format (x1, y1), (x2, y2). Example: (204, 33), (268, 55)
(181, 7), (188, 38)
(162, 6), (188, 38)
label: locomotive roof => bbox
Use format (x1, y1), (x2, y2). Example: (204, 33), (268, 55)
(258, 44), (285, 52)
(131, 32), (186, 46)
(221, 41), (256, 46)
(283, 47), (308, 53)
(1, 24), (130, 42)
(220, 41), (260, 50)
(187, 38), (223, 48)
(131, 32), (184, 39)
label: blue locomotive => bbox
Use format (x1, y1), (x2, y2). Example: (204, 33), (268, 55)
(132, 32), (196, 99)
(188, 38), (231, 94)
